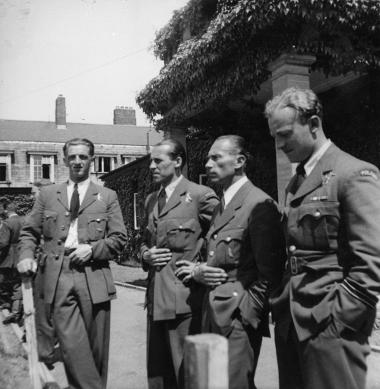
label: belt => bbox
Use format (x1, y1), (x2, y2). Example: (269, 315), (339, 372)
(286, 256), (307, 275)
(63, 248), (76, 256)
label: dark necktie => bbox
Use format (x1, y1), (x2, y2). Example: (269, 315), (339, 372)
(70, 183), (80, 221)
(220, 195), (226, 213)
(294, 163), (306, 192)
(158, 189), (166, 215)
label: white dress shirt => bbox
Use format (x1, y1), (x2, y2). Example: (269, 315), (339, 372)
(223, 175), (249, 209)
(65, 178), (91, 248)
(304, 139), (332, 176)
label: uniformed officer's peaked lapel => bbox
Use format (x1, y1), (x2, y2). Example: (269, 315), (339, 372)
(79, 182), (99, 213)
(158, 177), (188, 218)
(209, 181), (252, 235)
(289, 143), (338, 204)
(57, 183), (69, 211)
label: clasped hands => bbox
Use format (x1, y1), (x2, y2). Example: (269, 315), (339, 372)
(17, 244), (93, 275)
(143, 246), (172, 268)
(175, 260), (227, 286)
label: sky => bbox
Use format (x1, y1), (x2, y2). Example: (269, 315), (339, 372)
(0, 0), (188, 126)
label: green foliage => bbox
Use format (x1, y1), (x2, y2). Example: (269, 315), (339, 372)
(137, 0), (380, 131)
(0, 195), (34, 216)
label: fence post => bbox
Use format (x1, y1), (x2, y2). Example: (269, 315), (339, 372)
(184, 333), (228, 389)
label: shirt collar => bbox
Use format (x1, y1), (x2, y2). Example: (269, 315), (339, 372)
(68, 177), (91, 189)
(304, 139), (332, 176)
(223, 175), (248, 208)
(161, 175), (183, 200)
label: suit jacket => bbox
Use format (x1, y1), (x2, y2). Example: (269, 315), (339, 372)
(271, 143), (380, 341)
(204, 180), (285, 336)
(0, 214), (24, 268)
(140, 177), (219, 321)
(18, 181), (127, 305)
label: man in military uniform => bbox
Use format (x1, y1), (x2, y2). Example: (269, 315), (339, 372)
(178, 135), (285, 389)
(0, 200), (24, 325)
(17, 138), (127, 389)
(265, 87), (380, 389)
(140, 138), (219, 389)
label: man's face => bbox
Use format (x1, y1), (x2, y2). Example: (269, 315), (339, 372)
(268, 107), (315, 163)
(205, 139), (241, 185)
(0, 204), (6, 219)
(150, 144), (180, 185)
(30, 186), (39, 200)
(63, 144), (94, 183)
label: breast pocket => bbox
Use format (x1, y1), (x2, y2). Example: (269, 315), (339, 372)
(215, 228), (244, 266)
(42, 211), (58, 239)
(166, 219), (197, 252)
(297, 202), (340, 250)
(87, 214), (107, 241)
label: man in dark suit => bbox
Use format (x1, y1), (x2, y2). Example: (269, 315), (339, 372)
(265, 87), (380, 389)
(179, 135), (285, 389)
(0, 200), (24, 325)
(17, 138), (127, 389)
(140, 138), (219, 389)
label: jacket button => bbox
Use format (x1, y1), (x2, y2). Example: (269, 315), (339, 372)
(289, 245), (296, 252)
(314, 210), (321, 218)
(209, 251), (214, 257)
(213, 234), (217, 239)
(233, 292), (238, 297)
(226, 237), (231, 242)
(65, 211), (70, 217)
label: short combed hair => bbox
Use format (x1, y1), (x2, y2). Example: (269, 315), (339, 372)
(215, 135), (252, 162)
(264, 87), (323, 124)
(154, 138), (187, 168)
(63, 138), (95, 156)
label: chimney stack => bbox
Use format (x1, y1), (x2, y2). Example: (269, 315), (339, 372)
(113, 106), (136, 125)
(56, 95), (66, 129)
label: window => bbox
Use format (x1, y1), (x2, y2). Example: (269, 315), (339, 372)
(121, 156), (137, 165)
(0, 154), (12, 182)
(30, 155), (55, 183)
(94, 156), (116, 173)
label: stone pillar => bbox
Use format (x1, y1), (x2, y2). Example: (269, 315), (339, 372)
(268, 54), (316, 207)
(164, 128), (188, 177)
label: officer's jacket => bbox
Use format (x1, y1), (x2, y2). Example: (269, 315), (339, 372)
(204, 180), (285, 336)
(140, 177), (218, 321)
(18, 182), (127, 305)
(0, 214), (24, 268)
(271, 143), (380, 341)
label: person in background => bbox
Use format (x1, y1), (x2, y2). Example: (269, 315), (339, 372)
(17, 138), (127, 389)
(265, 87), (380, 389)
(0, 200), (24, 326)
(140, 139), (219, 388)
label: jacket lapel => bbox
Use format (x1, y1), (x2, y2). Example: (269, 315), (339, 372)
(57, 182), (69, 211)
(158, 177), (188, 218)
(291, 143), (338, 203)
(210, 180), (252, 234)
(79, 182), (98, 213)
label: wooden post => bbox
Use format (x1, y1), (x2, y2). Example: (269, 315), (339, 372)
(184, 333), (228, 389)
(21, 276), (42, 389)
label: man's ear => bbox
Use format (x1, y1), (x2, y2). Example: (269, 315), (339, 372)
(309, 115), (321, 134)
(63, 156), (69, 168)
(235, 154), (246, 169)
(174, 156), (182, 169)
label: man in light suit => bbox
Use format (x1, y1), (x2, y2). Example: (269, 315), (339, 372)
(265, 87), (380, 389)
(140, 138), (219, 388)
(17, 138), (127, 389)
(180, 135), (285, 389)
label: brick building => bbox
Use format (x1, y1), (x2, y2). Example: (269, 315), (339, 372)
(0, 95), (162, 194)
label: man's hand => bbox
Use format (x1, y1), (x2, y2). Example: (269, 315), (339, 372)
(17, 258), (37, 276)
(175, 260), (197, 284)
(192, 263), (228, 286)
(143, 246), (172, 268)
(69, 244), (92, 266)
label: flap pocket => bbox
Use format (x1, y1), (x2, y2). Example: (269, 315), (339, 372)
(42, 210), (58, 238)
(298, 202), (340, 221)
(87, 213), (107, 240)
(166, 218), (196, 233)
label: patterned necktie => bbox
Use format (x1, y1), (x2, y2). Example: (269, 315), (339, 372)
(157, 189), (166, 215)
(70, 183), (80, 221)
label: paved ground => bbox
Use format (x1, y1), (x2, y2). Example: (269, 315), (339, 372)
(3, 263), (380, 388)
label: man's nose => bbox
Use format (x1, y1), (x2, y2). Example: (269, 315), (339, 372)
(205, 159), (212, 169)
(149, 161), (156, 169)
